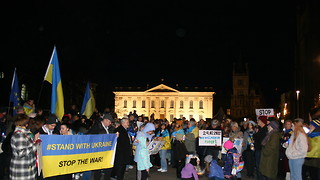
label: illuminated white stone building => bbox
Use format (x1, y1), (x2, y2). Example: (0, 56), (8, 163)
(114, 84), (215, 121)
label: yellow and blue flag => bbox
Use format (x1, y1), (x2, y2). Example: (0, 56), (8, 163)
(39, 134), (117, 178)
(9, 68), (21, 115)
(81, 82), (96, 118)
(44, 47), (64, 120)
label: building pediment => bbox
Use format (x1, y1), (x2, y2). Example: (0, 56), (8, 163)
(145, 84), (179, 92)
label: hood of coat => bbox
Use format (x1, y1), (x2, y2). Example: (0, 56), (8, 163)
(142, 123), (155, 140)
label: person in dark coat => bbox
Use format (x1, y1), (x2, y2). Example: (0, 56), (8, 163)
(87, 114), (115, 180)
(253, 116), (268, 180)
(113, 118), (132, 180)
(38, 114), (59, 135)
(260, 120), (281, 180)
(172, 133), (188, 178)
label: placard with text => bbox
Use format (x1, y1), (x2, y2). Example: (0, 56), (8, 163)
(199, 130), (222, 146)
(39, 134), (117, 178)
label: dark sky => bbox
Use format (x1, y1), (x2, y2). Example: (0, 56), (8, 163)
(1, 0), (296, 108)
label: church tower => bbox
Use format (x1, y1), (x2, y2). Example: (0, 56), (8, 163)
(231, 61), (263, 120)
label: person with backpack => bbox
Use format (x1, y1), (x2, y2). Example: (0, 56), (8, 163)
(223, 139), (243, 179)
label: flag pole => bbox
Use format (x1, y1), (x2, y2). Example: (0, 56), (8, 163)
(37, 81), (45, 108)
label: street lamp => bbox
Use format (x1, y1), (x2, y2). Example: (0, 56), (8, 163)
(296, 90), (300, 118)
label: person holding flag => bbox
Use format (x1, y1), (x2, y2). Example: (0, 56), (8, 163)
(44, 46), (64, 120)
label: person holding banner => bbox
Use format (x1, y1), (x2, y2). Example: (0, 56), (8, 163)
(10, 114), (40, 180)
(113, 118), (133, 180)
(39, 114), (59, 135)
(134, 123), (155, 180)
(87, 115), (115, 180)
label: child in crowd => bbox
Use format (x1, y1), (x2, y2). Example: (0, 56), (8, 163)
(181, 158), (199, 180)
(205, 155), (224, 180)
(223, 139), (238, 179)
(134, 123), (155, 180)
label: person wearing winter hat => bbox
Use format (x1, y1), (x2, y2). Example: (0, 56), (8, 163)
(253, 116), (268, 180)
(172, 131), (188, 178)
(39, 114), (59, 135)
(223, 140), (238, 179)
(259, 120), (281, 180)
(208, 158), (224, 180)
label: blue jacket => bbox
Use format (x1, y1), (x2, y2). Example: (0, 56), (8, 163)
(209, 160), (224, 179)
(223, 147), (237, 175)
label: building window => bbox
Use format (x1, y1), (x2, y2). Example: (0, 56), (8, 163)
(133, 100), (136, 108)
(170, 100), (174, 108)
(189, 114), (193, 119)
(142, 100), (145, 108)
(151, 100), (155, 108)
(0, 72), (4, 79)
(161, 100), (165, 108)
(123, 100), (127, 108)
(180, 101), (184, 108)
(238, 79), (243, 86)
(170, 114), (174, 121)
(199, 100), (203, 109)
(189, 100), (193, 109)
(227, 109), (231, 115)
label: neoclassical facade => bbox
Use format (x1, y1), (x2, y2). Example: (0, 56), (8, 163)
(114, 84), (215, 121)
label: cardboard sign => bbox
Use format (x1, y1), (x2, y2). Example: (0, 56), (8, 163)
(199, 130), (222, 146)
(221, 137), (243, 154)
(255, 108), (274, 120)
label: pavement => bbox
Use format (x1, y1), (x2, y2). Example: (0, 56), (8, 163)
(121, 165), (255, 180)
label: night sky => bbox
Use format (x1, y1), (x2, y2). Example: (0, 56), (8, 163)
(1, 0), (296, 110)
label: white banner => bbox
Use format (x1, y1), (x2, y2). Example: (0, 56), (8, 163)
(199, 130), (222, 146)
(221, 138), (243, 154)
(255, 108), (274, 120)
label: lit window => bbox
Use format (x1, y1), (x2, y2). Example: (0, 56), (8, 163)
(170, 100), (174, 108)
(161, 100), (165, 108)
(180, 101), (183, 108)
(133, 100), (136, 108)
(199, 100), (203, 109)
(189, 100), (193, 109)
(151, 100), (155, 108)
(142, 100), (145, 108)
(124, 100), (127, 108)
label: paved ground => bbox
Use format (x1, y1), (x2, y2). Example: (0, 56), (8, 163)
(122, 165), (255, 180)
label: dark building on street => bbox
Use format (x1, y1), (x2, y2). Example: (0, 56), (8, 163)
(295, 1), (320, 119)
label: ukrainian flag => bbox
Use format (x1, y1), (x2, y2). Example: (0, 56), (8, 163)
(44, 47), (64, 120)
(81, 82), (96, 118)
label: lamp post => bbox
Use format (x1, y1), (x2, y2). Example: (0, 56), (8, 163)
(296, 90), (300, 118)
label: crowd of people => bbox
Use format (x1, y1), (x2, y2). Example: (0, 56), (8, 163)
(0, 102), (320, 180)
